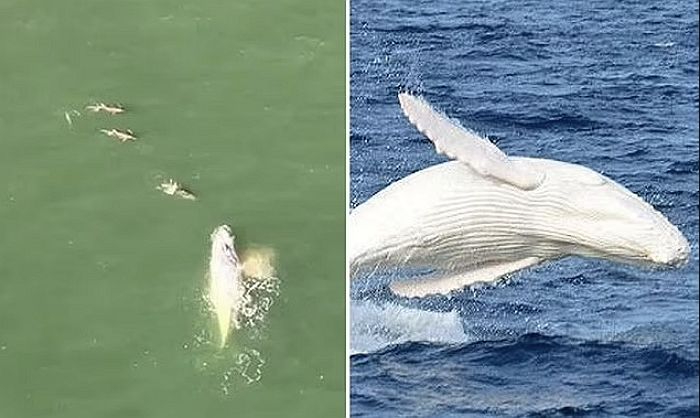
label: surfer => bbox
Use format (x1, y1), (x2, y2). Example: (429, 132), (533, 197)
(100, 128), (136, 142)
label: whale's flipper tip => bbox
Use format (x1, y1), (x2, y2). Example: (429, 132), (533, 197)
(398, 92), (544, 190)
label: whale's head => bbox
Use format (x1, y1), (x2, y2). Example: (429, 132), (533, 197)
(211, 224), (234, 245)
(210, 224), (239, 264)
(540, 161), (690, 269)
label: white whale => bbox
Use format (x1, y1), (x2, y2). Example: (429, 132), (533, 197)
(349, 93), (690, 298)
(208, 224), (245, 347)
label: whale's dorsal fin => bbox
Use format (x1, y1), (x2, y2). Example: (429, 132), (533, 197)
(389, 257), (542, 298)
(398, 93), (544, 190)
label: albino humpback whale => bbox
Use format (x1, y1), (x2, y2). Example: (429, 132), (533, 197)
(209, 224), (245, 347)
(349, 93), (690, 298)
(207, 225), (279, 348)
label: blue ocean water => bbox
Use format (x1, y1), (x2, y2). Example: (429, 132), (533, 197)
(349, 0), (699, 417)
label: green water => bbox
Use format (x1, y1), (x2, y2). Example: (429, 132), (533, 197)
(0, 1), (345, 416)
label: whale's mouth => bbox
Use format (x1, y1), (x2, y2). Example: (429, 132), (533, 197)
(629, 230), (691, 268)
(591, 248), (690, 271)
(648, 246), (690, 268)
(572, 228), (690, 271)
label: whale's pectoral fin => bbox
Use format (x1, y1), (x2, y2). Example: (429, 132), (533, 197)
(389, 257), (542, 298)
(398, 93), (544, 190)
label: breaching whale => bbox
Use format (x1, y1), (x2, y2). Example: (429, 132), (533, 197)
(349, 93), (690, 298)
(208, 224), (245, 347)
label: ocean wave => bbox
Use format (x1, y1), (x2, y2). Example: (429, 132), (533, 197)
(374, 22), (506, 34)
(353, 332), (699, 376)
(528, 404), (607, 417)
(666, 160), (699, 175)
(470, 109), (603, 130)
(352, 333), (698, 416)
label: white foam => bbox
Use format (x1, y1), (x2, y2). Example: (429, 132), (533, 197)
(350, 300), (469, 354)
(653, 41), (675, 48)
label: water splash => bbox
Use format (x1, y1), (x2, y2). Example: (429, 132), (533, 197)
(194, 238), (279, 392)
(219, 348), (267, 394)
(238, 270), (280, 332)
(241, 247), (277, 279)
(350, 300), (468, 355)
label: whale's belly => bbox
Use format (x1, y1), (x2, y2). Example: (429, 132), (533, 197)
(350, 161), (557, 275)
